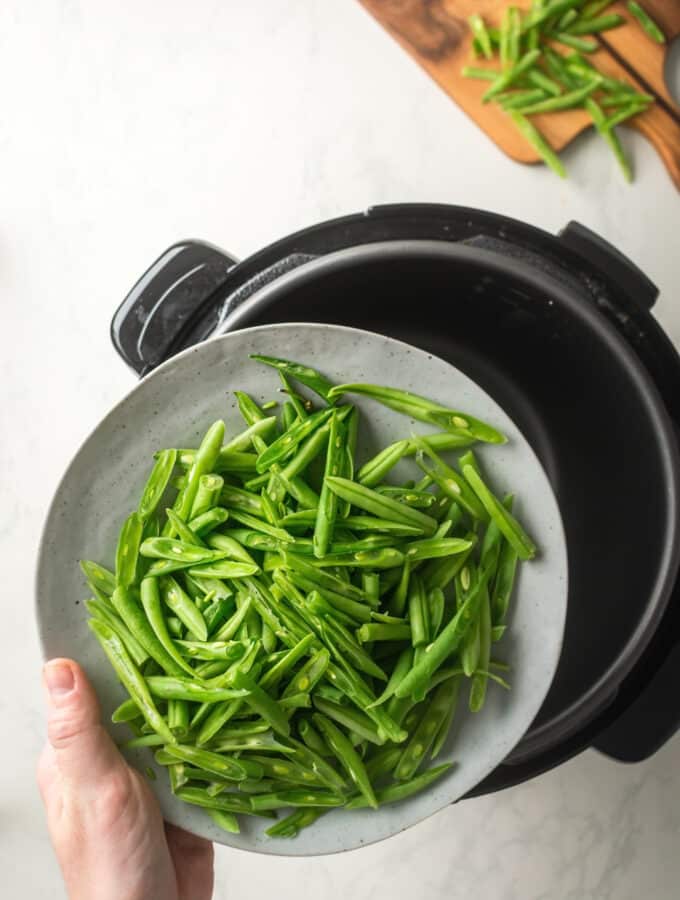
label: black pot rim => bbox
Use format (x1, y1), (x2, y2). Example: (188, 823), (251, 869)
(220, 238), (680, 757)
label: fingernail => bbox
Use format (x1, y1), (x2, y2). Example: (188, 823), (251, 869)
(44, 661), (75, 700)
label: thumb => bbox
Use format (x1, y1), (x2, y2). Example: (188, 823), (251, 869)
(43, 658), (125, 787)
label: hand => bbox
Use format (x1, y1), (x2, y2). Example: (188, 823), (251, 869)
(37, 658), (214, 900)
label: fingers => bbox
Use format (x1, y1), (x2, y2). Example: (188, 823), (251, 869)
(165, 823), (214, 900)
(43, 658), (125, 788)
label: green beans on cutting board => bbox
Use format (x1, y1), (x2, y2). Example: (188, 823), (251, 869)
(460, 2), (663, 181)
(80, 354), (535, 837)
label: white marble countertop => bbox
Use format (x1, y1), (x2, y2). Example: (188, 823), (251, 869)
(3, 1), (679, 896)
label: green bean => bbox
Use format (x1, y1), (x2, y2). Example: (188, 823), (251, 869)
(491, 502), (520, 622)
(279, 692), (312, 710)
(499, 6), (511, 69)
(260, 634), (316, 692)
(111, 586), (186, 677)
(515, 78), (601, 115)
(269, 465), (320, 510)
(121, 732), (167, 749)
(208, 596), (251, 641)
(207, 808), (240, 834)
(507, 111), (567, 177)
(395, 566), (493, 699)
(160, 576), (208, 641)
(281, 552), (367, 603)
(256, 408), (335, 473)
(388, 559), (410, 617)
(430, 675), (461, 760)
(219, 484), (264, 516)
(196, 699), (244, 746)
(85, 598), (149, 667)
(526, 69), (562, 97)
(190, 473), (224, 519)
(209, 731), (293, 754)
(395, 679), (461, 780)
(462, 66), (499, 81)
(428, 587), (445, 638)
(283, 649), (330, 698)
(346, 763), (453, 809)
(325, 476), (437, 535)
(469, 586), (492, 712)
(408, 574), (429, 648)
(313, 697), (384, 746)
(251, 789), (343, 811)
(226, 509), (293, 543)
(462, 465), (536, 559)
(307, 590), (367, 628)
(141, 537), (226, 566)
(145, 676), (245, 703)
(173, 421), (225, 523)
(368, 647), (413, 709)
(298, 719), (330, 756)
(206, 533), (259, 568)
(508, 7), (521, 64)
(405, 536), (474, 563)
(175, 786), (259, 816)
(88, 619), (175, 744)
(412, 439), (487, 521)
(499, 88), (550, 110)
(355, 622), (411, 644)
(167, 699), (190, 737)
(313, 412), (345, 557)
(115, 512), (144, 588)
(586, 98), (633, 182)
(165, 743), (264, 781)
(327, 383), (504, 444)
(362, 572), (380, 606)
(138, 449), (177, 522)
(139, 577), (195, 676)
(175, 640), (247, 662)
(187, 508), (229, 537)
(627, 1), (665, 43)
(376, 487), (436, 509)
(313, 714), (377, 809)
(522, 0), (581, 30)
(468, 13), (493, 59)
(178, 448), (257, 476)
(235, 391), (267, 426)
(551, 31), (598, 51)
(231, 672), (290, 737)
(111, 697), (142, 723)
(321, 619), (388, 682)
(265, 808), (327, 838)
(482, 48), (542, 101)
(250, 354), (336, 403)
(568, 13), (623, 35)
(186, 560), (259, 579)
(460, 610), (481, 677)
(80, 559), (117, 597)
(224, 416), (277, 453)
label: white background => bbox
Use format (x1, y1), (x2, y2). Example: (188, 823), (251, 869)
(2, 2), (679, 897)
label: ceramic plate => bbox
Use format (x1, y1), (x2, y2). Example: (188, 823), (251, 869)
(36, 323), (568, 856)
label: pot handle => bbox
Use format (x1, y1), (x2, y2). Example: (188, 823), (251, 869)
(558, 221), (659, 311)
(593, 638), (680, 762)
(111, 240), (239, 376)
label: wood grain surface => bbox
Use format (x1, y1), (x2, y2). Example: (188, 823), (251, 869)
(358, 0), (680, 186)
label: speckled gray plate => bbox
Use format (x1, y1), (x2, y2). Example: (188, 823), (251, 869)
(36, 323), (567, 856)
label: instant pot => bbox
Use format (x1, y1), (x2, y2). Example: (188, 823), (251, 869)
(111, 203), (680, 796)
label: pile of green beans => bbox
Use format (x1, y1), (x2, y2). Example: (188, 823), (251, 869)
(464, 1), (666, 181)
(81, 354), (535, 839)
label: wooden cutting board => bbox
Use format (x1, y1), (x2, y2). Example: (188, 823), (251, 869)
(358, 0), (680, 188)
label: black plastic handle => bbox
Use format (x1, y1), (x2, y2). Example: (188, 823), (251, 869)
(558, 221), (659, 311)
(111, 240), (239, 376)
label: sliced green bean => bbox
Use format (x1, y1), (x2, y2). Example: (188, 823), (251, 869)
(627, 1), (665, 43)
(250, 354), (336, 403)
(462, 465), (536, 560)
(346, 762), (453, 809)
(327, 383), (504, 444)
(138, 449), (177, 522)
(88, 619), (175, 744)
(313, 713), (377, 809)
